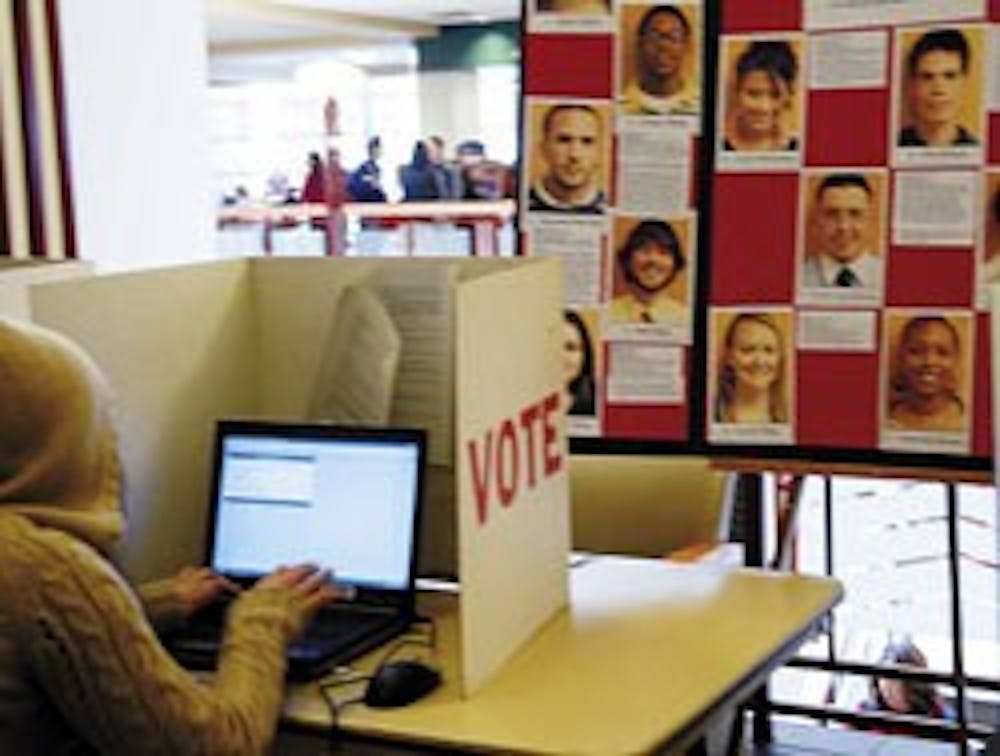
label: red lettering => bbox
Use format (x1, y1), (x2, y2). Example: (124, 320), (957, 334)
(468, 431), (493, 525)
(519, 403), (540, 488)
(467, 392), (565, 527)
(497, 419), (519, 507)
(542, 391), (563, 477)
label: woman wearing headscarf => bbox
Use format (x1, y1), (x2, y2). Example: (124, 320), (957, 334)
(0, 318), (338, 754)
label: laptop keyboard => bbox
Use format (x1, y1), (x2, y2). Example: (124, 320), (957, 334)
(174, 604), (395, 650)
(291, 615), (383, 657)
(307, 609), (387, 639)
(167, 599), (408, 681)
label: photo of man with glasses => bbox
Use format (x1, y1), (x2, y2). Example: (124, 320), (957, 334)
(620, 4), (699, 117)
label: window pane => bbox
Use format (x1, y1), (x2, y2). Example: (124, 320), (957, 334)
(830, 478), (953, 676)
(957, 482), (999, 684)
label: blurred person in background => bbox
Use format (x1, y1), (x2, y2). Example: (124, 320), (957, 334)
(401, 141), (441, 201)
(347, 136), (387, 203)
(426, 135), (460, 199)
(301, 152), (327, 203)
(857, 639), (955, 730)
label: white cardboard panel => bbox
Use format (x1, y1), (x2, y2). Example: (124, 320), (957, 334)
(991, 285), (1000, 487)
(0, 260), (91, 319)
(456, 257), (570, 696)
(250, 257), (379, 418)
(28, 260), (257, 581)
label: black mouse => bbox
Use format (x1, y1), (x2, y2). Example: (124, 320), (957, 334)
(363, 660), (441, 708)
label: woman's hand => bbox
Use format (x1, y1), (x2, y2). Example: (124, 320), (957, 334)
(253, 564), (341, 633)
(168, 566), (241, 619)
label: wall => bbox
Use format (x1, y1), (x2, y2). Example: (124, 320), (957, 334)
(416, 22), (519, 71)
(416, 23), (520, 162)
(57, 0), (214, 271)
(417, 69), (480, 157)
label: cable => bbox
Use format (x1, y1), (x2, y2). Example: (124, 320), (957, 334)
(318, 669), (370, 732)
(375, 616), (439, 668)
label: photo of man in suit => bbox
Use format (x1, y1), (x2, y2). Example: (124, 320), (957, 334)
(801, 173), (882, 296)
(528, 103), (608, 214)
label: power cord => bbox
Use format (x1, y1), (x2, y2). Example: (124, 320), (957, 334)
(318, 668), (369, 731)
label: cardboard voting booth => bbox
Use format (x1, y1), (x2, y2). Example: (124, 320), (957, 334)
(0, 258), (91, 319)
(23, 256), (568, 696)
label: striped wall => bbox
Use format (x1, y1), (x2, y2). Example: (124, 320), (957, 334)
(0, 0), (74, 260)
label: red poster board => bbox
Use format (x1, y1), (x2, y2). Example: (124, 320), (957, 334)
(522, 0), (996, 475)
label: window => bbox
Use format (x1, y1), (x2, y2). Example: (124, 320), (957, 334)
(765, 474), (999, 738)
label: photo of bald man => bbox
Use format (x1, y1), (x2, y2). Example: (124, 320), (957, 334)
(527, 102), (610, 214)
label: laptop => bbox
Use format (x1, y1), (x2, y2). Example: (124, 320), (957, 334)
(166, 420), (426, 681)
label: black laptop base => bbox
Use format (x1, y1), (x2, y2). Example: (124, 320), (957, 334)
(165, 608), (412, 682)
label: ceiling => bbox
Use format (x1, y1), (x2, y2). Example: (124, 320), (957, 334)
(207, 0), (519, 82)
(207, 0), (519, 53)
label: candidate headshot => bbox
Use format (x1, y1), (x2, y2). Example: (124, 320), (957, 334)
(528, 103), (609, 214)
(802, 173), (883, 291)
(620, 4), (699, 117)
(562, 310), (597, 417)
(885, 315), (969, 433)
(714, 312), (790, 425)
(608, 219), (689, 324)
(898, 28), (979, 148)
(983, 176), (1000, 283)
(722, 39), (799, 152)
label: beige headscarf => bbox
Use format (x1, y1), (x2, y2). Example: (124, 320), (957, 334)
(0, 318), (124, 553)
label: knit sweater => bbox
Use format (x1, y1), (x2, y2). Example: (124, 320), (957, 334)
(0, 318), (302, 754)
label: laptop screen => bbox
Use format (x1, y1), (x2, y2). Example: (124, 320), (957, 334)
(207, 422), (424, 591)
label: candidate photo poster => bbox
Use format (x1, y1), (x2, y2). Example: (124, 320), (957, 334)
(980, 171), (1000, 304)
(796, 168), (888, 309)
(891, 24), (987, 168)
(716, 33), (805, 172)
(616, 3), (702, 122)
(522, 98), (613, 221)
(562, 307), (602, 437)
(528, 0), (612, 34)
(880, 309), (974, 455)
(604, 213), (695, 344)
(707, 307), (795, 446)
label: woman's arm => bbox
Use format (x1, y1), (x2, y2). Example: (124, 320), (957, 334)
(136, 567), (239, 633)
(2, 525), (298, 756)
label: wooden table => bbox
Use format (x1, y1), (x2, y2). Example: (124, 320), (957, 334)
(281, 555), (841, 754)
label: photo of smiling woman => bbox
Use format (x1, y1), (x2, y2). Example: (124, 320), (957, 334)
(709, 309), (795, 445)
(717, 35), (803, 171)
(884, 314), (970, 434)
(723, 39), (799, 151)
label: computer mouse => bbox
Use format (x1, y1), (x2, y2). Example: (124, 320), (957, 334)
(363, 660), (441, 708)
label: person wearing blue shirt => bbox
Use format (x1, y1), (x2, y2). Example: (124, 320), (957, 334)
(347, 136), (387, 203)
